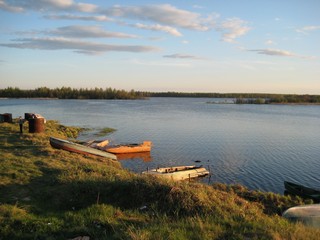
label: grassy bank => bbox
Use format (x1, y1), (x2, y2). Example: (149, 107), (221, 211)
(0, 120), (319, 239)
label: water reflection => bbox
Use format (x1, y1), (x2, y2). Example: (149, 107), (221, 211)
(116, 152), (153, 162)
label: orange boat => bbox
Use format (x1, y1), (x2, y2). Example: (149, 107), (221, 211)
(95, 141), (152, 154)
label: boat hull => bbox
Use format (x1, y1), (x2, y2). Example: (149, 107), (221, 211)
(283, 204), (320, 228)
(50, 137), (117, 160)
(284, 181), (320, 202)
(142, 165), (209, 181)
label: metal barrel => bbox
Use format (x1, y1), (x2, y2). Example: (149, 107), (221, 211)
(24, 113), (35, 120)
(28, 118), (45, 133)
(2, 113), (12, 123)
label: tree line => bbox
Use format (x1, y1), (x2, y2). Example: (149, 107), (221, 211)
(0, 87), (145, 99)
(1, 87), (319, 103)
(144, 91), (320, 103)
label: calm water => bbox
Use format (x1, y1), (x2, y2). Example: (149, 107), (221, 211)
(1, 98), (319, 194)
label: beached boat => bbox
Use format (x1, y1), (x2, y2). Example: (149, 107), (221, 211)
(95, 141), (152, 154)
(49, 137), (117, 160)
(142, 165), (209, 181)
(284, 181), (320, 202)
(283, 204), (320, 228)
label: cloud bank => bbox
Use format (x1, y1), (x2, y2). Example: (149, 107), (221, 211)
(0, 37), (159, 55)
(0, 1), (256, 57)
(0, 0), (97, 12)
(132, 23), (182, 37)
(102, 4), (212, 31)
(47, 25), (138, 39)
(44, 14), (113, 22)
(0, 1), (251, 41)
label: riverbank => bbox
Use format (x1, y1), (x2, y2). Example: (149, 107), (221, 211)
(0, 120), (319, 239)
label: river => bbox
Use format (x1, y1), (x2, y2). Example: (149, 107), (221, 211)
(1, 97), (319, 194)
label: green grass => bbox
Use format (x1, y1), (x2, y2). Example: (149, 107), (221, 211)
(94, 127), (116, 137)
(0, 120), (319, 239)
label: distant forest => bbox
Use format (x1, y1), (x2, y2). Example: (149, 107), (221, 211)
(0, 87), (144, 100)
(1, 87), (320, 103)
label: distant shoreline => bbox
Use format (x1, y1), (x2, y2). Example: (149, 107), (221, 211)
(206, 101), (320, 106)
(2, 97), (320, 105)
(1, 86), (320, 104)
(0, 97), (59, 100)
(270, 102), (320, 105)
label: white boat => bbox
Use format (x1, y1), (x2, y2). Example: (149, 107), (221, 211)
(142, 165), (209, 181)
(283, 204), (320, 228)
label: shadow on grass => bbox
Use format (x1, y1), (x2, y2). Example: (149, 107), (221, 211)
(0, 161), (170, 239)
(0, 158), (214, 221)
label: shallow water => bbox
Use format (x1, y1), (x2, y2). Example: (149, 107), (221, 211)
(1, 98), (319, 193)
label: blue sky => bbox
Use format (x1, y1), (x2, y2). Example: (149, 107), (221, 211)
(0, 0), (319, 94)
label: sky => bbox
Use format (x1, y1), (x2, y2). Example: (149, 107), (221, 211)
(0, 0), (320, 94)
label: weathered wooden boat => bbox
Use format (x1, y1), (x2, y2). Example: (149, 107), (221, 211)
(96, 141), (152, 154)
(283, 204), (320, 228)
(142, 165), (209, 181)
(284, 181), (320, 202)
(49, 137), (117, 160)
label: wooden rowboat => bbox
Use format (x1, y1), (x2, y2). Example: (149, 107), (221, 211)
(95, 141), (152, 154)
(142, 165), (209, 181)
(49, 137), (117, 160)
(284, 181), (320, 202)
(283, 204), (320, 228)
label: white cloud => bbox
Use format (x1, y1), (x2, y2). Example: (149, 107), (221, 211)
(75, 2), (97, 12)
(301, 26), (320, 31)
(0, 2), (251, 50)
(217, 18), (250, 43)
(250, 49), (295, 57)
(102, 5), (250, 42)
(0, 37), (160, 55)
(0, 0), (97, 12)
(248, 48), (315, 59)
(296, 25), (320, 34)
(48, 25), (138, 39)
(163, 53), (205, 60)
(0, 0), (23, 12)
(44, 14), (113, 22)
(133, 23), (182, 37)
(265, 40), (276, 45)
(103, 4), (214, 31)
